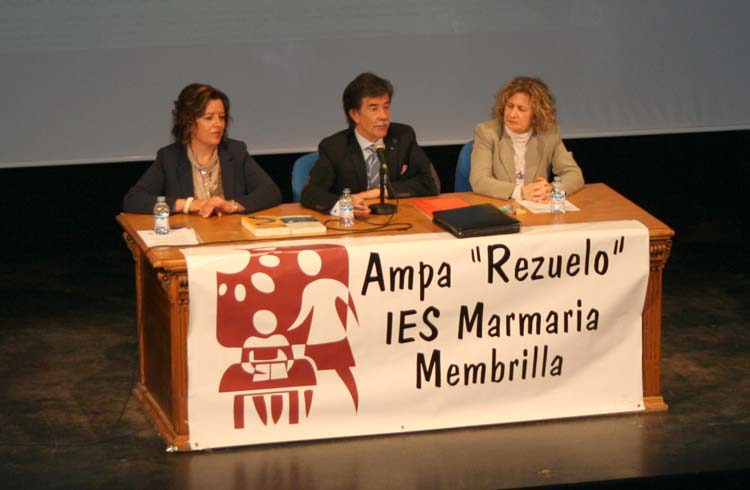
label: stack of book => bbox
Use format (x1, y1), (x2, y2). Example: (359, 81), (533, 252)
(241, 215), (327, 238)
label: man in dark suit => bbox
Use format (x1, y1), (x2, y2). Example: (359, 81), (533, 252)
(300, 72), (438, 216)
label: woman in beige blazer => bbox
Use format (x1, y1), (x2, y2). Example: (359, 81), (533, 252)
(470, 77), (583, 202)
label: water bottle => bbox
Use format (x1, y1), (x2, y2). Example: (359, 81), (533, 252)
(153, 196), (171, 234)
(550, 177), (566, 214)
(339, 188), (355, 227)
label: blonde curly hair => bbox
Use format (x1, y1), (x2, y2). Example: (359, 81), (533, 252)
(491, 76), (557, 132)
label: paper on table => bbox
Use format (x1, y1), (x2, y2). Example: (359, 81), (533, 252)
(517, 199), (580, 214)
(137, 228), (200, 247)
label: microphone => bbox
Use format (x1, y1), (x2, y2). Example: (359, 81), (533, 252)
(375, 143), (387, 168)
(369, 142), (396, 215)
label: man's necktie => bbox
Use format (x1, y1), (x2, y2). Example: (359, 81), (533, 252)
(366, 144), (380, 189)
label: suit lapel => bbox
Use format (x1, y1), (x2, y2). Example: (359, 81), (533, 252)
(347, 132), (368, 189)
(218, 143), (235, 197)
(498, 131), (516, 182)
(385, 131), (399, 179)
(176, 145), (195, 196)
(525, 134), (542, 181)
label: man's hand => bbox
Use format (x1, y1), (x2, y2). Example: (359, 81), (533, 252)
(352, 195), (372, 217)
(351, 189), (381, 217)
(354, 188), (380, 201)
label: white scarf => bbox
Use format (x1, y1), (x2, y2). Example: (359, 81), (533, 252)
(505, 126), (532, 186)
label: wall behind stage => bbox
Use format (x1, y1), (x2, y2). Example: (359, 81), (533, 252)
(2, 0), (750, 168)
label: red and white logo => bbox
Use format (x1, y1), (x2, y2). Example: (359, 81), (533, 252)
(216, 244), (360, 428)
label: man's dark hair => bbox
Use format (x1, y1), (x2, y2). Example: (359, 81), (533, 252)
(342, 72), (394, 128)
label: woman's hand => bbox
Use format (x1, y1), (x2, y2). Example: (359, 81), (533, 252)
(190, 197), (243, 217)
(177, 196), (243, 217)
(522, 177), (552, 203)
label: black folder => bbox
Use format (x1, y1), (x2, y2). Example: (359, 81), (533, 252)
(432, 203), (521, 238)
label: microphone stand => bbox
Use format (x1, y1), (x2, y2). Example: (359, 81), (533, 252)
(369, 153), (396, 215)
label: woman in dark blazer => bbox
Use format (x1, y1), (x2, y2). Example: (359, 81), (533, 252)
(470, 76), (583, 203)
(123, 83), (281, 216)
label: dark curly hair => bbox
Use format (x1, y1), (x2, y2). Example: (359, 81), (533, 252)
(342, 72), (394, 128)
(171, 83), (232, 144)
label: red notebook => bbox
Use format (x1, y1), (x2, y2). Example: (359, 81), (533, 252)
(412, 197), (471, 218)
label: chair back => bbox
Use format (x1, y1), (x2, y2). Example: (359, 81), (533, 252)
(454, 140), (474, 192)
(291, 152), (319, 202)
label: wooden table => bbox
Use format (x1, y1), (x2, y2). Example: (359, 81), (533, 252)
(117, 183), (673, 451)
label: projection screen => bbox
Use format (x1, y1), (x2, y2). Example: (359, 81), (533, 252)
(1, 0), (749, 168)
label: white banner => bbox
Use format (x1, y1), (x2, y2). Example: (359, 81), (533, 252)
(183, 220), (649, 450)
